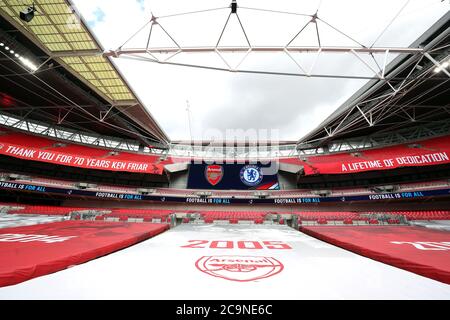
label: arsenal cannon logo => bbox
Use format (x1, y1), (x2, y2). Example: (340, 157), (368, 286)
(205, 165), (224, 186)
(195, 255), (284, 282)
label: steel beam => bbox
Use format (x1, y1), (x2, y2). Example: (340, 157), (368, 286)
(105, 46), (423, 57)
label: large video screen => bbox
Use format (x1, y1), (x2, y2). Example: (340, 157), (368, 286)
(187, 162), (279, 190)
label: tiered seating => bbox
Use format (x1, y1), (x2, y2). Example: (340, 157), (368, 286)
(1, 173), (140, 194)
(343, 218), (353, 225)
(199, 211), (267, 222)
(102, 208), (174, 223)
(330, 187), (371, 196)
(154, 188), (197, 196)
(384, 210), (450, 221)
(8, 205), (88, 216)
(0, 202), (24, 208)
(397, 180), (450, 191)
(270, 190), (313, 197)
(2, 202), (175, 222)
(294, 211), (371, 225)
(3, 170), (450, 201)
(25, 177), (75, 188)
(294, 211), (362, 222)
(0, 214), (66, 229)
(92, 185), (138, 194)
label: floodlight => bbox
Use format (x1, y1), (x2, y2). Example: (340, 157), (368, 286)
(20, 4), (36, 23)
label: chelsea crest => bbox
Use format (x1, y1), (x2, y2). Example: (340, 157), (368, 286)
(240, 165), (263, 186)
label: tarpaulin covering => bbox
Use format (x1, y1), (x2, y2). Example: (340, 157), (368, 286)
(0, 130), (165, 174)
(298, 135), (450, 175)
(301, 226), (450, 284)
(0, 221), (168, 287)
(1, 224), (449, 299)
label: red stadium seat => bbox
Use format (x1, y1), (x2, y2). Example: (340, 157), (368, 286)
(293, 211), (361, 221)
(363, 210), (450, 221)
(199, 211), (267, 222)
(343, 219), (353, 225)
(7, 205), (88, 216)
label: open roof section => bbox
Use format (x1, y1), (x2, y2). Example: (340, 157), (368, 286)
(0, 0), (169, 147)
(298, 11), (450, 152)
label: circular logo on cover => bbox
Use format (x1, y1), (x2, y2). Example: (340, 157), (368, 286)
(240, 165), (263, 186)
(196, 255), (284, 282)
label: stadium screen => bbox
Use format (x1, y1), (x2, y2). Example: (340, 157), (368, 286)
(187, 161), (280, 190)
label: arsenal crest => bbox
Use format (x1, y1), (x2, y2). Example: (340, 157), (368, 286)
(196, 255), (283, 282)
(205, 165), (223, 186)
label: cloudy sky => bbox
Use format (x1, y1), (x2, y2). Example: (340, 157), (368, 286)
(72, 0), (448, 142)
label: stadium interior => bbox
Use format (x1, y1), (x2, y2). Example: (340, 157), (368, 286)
(0, 0), (449, 299)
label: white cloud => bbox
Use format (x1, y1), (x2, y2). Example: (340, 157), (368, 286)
(72, 0), (449, 141)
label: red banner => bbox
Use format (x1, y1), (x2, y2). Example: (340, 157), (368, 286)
(0, 221), (169, 287)
(302, 135), (450, 175)
(302, 226), (450, 284)
(0, 142), (164, 174)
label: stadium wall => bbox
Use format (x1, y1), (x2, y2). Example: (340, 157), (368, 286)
(168, 171), (189, 189)
(278, 171), (298, 189)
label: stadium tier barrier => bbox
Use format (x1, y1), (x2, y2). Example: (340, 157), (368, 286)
(375, 210), (450, 220)
(102, 209), (175, 222)
(0, 203), (175, 223)
(291, 135), (450, 175)
(198, 211), (268, 221)
(295, 210), (450, 224)
(2, 172), (450, 200)
(6, 205), (89, 216)
(0, 129), (168, 175)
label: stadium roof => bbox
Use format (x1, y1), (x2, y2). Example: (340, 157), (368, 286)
(298, 11), (450, 151)
(0, 0), (169, 147)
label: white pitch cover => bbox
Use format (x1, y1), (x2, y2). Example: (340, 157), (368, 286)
(0, 224), (449, 299)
